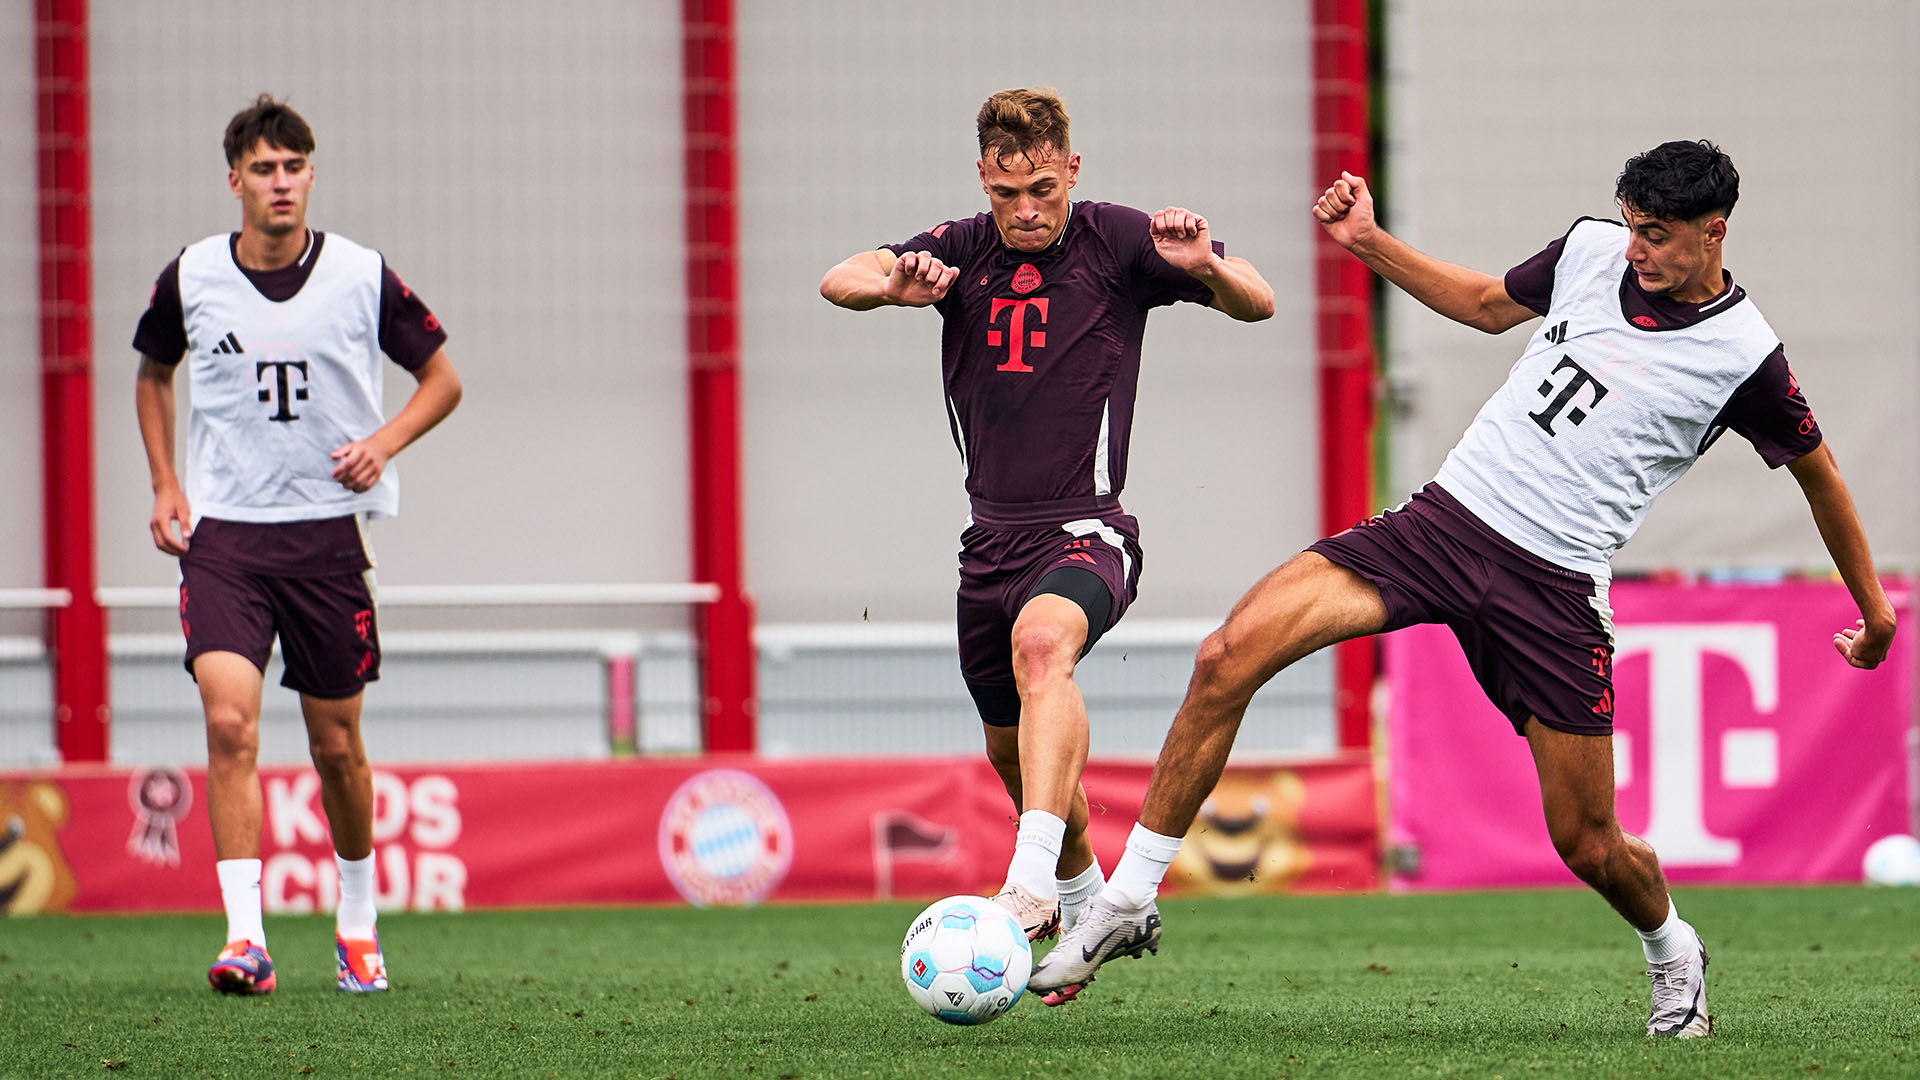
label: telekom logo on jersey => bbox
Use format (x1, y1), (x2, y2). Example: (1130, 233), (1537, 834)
(987, 297), (1049, 373)
(1612, 624), (1780, 867)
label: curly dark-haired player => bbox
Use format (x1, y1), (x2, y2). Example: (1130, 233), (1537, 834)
(1031, 140), (1894, 1039)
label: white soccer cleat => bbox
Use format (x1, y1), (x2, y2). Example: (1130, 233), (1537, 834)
(991, 883), (1061, 943)
(1646, 930), (1711, 1038)
(1026, 894), (1160, 1006)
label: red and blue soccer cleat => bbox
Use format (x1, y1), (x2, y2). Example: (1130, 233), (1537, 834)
(336, 931), (389, 992)
(208, 940), (275, 995)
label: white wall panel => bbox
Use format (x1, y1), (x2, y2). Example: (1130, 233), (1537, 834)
(1384, 0), (1920, 572)
(86, 0), (687, 594)
(736, 0), (1319, 623)
(0, 5), (40, 585)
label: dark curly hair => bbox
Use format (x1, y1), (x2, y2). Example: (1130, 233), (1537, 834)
(1615, 139), (1738, 222)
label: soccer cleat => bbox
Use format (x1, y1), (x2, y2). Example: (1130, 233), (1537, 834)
(208, 940), (275, 995)
(336, 931), (389, 992)
(1646, 931), (1711, 1038)
(1027, 894), (1160, 1006)
(991, 882), (1062, 943)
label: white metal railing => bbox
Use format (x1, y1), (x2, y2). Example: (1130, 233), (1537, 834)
(0, 588), (72, 609)
(94, 583), (719, 609)
(0, 584), (717, 759)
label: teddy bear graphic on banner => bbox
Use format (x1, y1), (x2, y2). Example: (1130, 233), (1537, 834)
(0, 781), (79, 915)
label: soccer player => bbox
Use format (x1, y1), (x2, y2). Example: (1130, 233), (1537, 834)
(1029, 140), (1896, 1038)
(133, 94), (463, 995)
(819, 88), (1274, 940)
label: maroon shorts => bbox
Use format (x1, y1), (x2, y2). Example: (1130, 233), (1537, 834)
(178, 517), (381, 700)
(1308, 483), (1615, 737)
(956, 504), (1143, 725)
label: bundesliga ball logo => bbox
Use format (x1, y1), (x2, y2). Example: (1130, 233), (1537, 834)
(657, 769), (793, 907)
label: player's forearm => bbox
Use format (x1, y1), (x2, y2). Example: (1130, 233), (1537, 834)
(1347, 229), (1517, 333)
(372, 353), (463, 458)
(820, 254), (893, 310)
(1192, 256), (1275, 322)
(134, 369), (182, 494)
(1796, 449), (1897, 632)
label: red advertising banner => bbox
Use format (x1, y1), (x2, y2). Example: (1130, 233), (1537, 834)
(1386, 580), (1915, 890)
(0, 754), (1376, 915)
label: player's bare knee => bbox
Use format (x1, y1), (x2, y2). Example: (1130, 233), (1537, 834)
(203, 708), (258, 763)
(1188, 629), (1261, 711)
(1010, 621), (1079, 687)
(1554, 829), (1620, 885)
(306, 734), (364, 780)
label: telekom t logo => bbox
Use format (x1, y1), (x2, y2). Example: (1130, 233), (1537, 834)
(988, 297), (1049, 372)
(1528, 356), (1609, 435)
(1612, 624), (1779, 867)
(256, 352), (310, 422)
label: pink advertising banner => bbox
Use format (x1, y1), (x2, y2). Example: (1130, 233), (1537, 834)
(0, 754), (1375, 915)
(1386, 580), (1914, 890)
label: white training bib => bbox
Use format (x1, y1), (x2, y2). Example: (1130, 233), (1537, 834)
(1434, 219), (1781, 578)
(178, 232), (398, 522)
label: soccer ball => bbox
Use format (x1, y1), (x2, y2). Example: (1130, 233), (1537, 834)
(1862, 833), (1920, 886)
(900, 894), (1031, 1025)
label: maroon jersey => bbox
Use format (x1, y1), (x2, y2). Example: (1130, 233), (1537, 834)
(883, 202), (1222, 517)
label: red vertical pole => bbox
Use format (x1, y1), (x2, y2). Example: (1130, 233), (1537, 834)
(38, 0), (109, 763)
(682, 0), (757, 752)
(1313, 0), (1377, 751)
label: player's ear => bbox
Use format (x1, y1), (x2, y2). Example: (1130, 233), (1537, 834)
(977, 159), (988, 193)
(1066, 152), (1080, 188)
(228, 168), (242, 198)
(1703, 215), (1726, 247)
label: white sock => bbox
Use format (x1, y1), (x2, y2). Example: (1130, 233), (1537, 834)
(335, 852), (378, 939)
(1636, 900), (1694, 964)
(1100, 823), (1184, 908)
(1005, 810), (1066, 897)
(215, 858), (265, 947)
(1057, 857), (1105, 932)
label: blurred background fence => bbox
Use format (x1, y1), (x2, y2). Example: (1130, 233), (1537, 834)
(4, 0), (1914, 769)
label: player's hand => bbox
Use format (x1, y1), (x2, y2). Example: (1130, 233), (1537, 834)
(330, 439), (391, 493)
(149, 484), (193, 556)
(1833, 617), (1895, 669)
(1313, 171), (1377, 250)
(883, 251), (958, 307)
(1149, 206), (1216, 273)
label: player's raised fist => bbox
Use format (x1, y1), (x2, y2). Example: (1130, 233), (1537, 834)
(1149, 206), (1214, 272)
(885, 250), (958, 307)
(1313, 171), (1376, 249)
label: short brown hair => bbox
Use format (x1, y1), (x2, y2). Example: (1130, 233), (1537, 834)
(976, 87), (1070, 166)
(223, 93), (315, 167)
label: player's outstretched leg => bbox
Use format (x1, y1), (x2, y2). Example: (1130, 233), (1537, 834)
(1026, 893), (1161, 1005)
(208, 940), (275, 995)
(1526, 720), (1710, 1037)
(1646, 929), (1710, 1037)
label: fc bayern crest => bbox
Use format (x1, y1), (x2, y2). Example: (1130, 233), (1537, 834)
(657, 769), (793, 907)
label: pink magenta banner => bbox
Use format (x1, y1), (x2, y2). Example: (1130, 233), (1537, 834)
(1386, 580), (1914, 890)
(0, 754), (1374, 915)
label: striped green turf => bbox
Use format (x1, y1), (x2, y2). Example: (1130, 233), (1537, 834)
(0, 885), (1914, 1079)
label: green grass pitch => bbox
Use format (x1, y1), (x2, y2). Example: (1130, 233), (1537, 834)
(1, 886), (1914, 1079)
